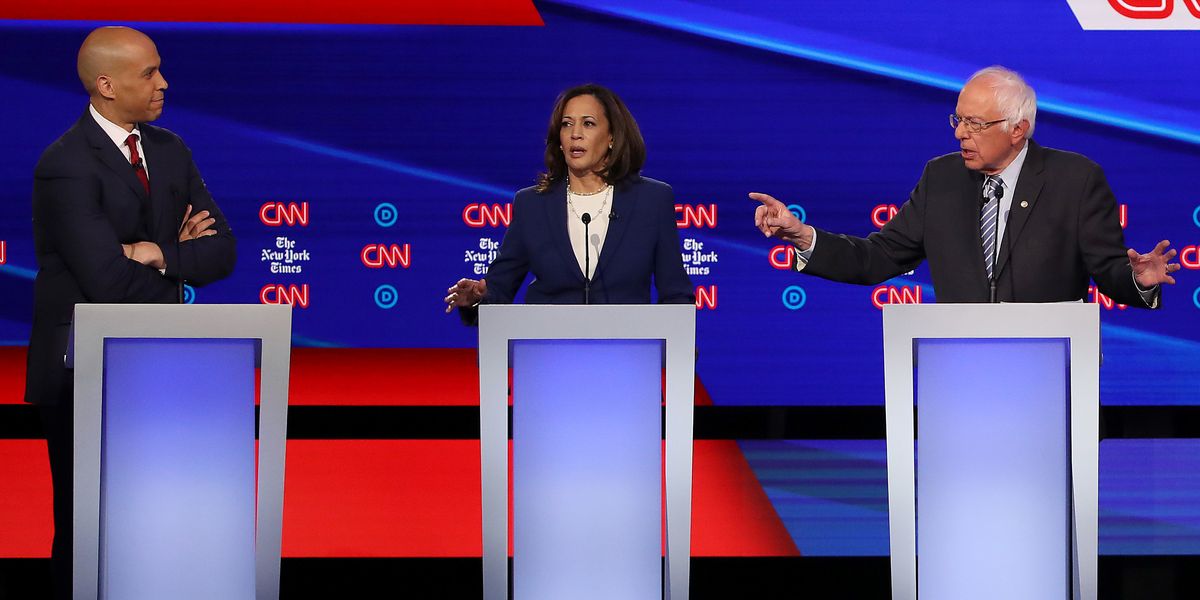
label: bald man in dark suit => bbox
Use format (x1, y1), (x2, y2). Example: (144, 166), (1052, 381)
(26, 26), (236, 598)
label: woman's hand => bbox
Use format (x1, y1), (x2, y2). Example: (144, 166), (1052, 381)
(444, 278), (487, 313)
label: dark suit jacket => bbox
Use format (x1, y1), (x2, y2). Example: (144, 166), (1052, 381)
(479, 175), (694, 307)
(803, 140), (1152, 306)
(24, 109), (237, 405)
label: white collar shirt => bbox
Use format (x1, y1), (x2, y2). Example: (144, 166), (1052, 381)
(89, 103), (149, 179)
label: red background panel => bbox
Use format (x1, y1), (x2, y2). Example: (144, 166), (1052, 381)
(288, 348), (481, 406)
(0, 440), (53, 558)
(1, 439), (798, 558)
(1, 1), (544, 26)
(280, 439), (798, 557)
(0, 347), (26, 405)
(281, 440), (483, 557)
(691, 441), (799, 557)
(0, 347), (798, 558)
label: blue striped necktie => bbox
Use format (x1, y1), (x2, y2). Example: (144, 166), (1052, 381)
(980, 175), (1002, 280)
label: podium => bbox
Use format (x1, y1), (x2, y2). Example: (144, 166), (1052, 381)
(69, 304), (292, 600)
(882, 303), (1099, 600)
(478, 305), (696, 600)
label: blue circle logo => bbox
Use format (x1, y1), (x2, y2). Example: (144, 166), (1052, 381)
(374, 203), (398, 227)
(787, 204), (807, 223)
(182, 285), (195, 305)
(1193, 205), (1200, 229)
(782, 285), (807, 310)
(374, 284), (398, 309)
(1193, 286), (1200, 310)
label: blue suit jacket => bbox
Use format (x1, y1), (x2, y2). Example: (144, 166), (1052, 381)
(25, 109), (236, 405)
(481, 175), (694, 306)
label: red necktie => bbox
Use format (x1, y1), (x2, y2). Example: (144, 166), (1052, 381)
(125, 133), (150, 195)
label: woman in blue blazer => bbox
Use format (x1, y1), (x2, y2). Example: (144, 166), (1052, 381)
(445, 84), (693, 315)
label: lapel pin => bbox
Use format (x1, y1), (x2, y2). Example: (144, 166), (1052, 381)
(1019, 200), (1029, 208)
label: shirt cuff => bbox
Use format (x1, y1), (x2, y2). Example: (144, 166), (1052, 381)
(1132, 273), (1159, 308)
(792, 235), (815, 272)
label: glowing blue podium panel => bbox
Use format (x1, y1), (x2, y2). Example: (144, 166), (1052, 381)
(101, 339), (256, 599)
(512, 339), (662, 600)
(479, 305), (696, 600)
(70, 304), (292, 600)
(882, 303), (1099, 600)
(916, 338), (1069, 599)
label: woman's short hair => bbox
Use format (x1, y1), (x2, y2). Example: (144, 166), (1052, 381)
(536, 83), (646, 192)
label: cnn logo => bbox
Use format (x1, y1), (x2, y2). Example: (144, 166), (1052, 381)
(463, 203), (511, 228)
(1068, 0), (1200, 28)
(361, 243), (412, 269)
(1108, 0), (1199, 19)
(260, 284), (309, 308)
(676, 204), (717, 229)
(872, 285), (922, 310)
(260, 202), (309, 226)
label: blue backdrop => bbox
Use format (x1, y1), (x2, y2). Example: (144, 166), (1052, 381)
(2, 0), (1200, 559)
(0, 1), (1197, 407)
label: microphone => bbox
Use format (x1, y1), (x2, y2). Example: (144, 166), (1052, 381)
(173, 185), (185, 304)
(978, 178), (1005, 206)
(609, 210), (619, 220)
(581, 213), (592, 304)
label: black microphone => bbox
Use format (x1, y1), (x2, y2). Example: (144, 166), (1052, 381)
(978, 177), (1006, 206)
(581, 213), (592, 304)
(173, 185), (185, 304)
(609, 210), (619, 220)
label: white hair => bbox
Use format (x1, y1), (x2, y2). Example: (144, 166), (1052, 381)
(967, 66), (1037, 139)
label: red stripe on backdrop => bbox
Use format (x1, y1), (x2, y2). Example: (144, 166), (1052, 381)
(0, 347), (26, 405)
(692, 441), (799, 556)
(0, 1), (544, 26)
(288, 348), (481, 406)
(0, 347), (799, 557)
(280, 440), (798, 557)
(0, 438), (798, 558)
(0, 440), (52, 558)
(281, 440), (482, 557)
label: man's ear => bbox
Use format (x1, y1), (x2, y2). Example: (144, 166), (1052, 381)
(1010, 119), (1029, 145)
(96, 75), (115, 100)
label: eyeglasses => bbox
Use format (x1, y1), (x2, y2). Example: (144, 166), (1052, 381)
(949, 114), (1006, 133)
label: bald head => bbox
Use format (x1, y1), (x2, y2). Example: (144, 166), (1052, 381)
(78, 26), (168, 130)
(78, 27), (156, 95)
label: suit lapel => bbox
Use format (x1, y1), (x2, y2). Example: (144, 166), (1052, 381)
(995, 141), (1045, 277)
(140, 127), (180, 240)
(546, 179), (585, 282)
(81, 112), (151, 204)
(595, 178), (634, 277)
(963, 169), (989, 277)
